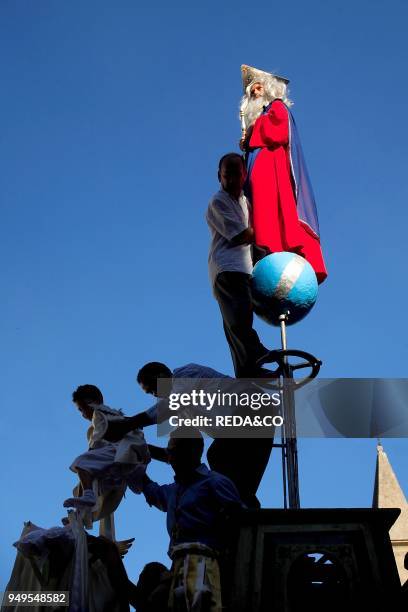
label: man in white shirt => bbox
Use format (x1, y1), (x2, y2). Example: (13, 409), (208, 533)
(206, 153), (268, 377)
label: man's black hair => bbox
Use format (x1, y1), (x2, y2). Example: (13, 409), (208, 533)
(137, 361), (172, 387)
(218, 152), (245, 172)
(72, 384), (103, 404)
(169, 427), (204, 458)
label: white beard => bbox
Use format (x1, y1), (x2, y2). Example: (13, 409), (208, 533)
(241, 95), (271, 129)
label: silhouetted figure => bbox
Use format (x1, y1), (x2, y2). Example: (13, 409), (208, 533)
(128, 429), (243, 611)
(133, 562), (172, 611)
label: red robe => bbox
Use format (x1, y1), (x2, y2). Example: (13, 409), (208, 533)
(248, 100), (327, 283)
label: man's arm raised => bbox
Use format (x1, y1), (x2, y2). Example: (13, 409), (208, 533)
(104, 412), (154, 442)
(104, 398), (171, 441)
(148, 444), (169, 463)
(229, 227), (254, 247)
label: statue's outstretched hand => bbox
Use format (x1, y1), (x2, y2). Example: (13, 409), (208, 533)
(116, 537), (135, 558)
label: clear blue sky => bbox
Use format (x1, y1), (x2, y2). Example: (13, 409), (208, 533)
(1, 0), (407, 589)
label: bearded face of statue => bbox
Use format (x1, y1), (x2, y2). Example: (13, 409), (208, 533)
(240, 76), (291, 130)
(250, 82), (264, 99)
(240, 81), (273, 129)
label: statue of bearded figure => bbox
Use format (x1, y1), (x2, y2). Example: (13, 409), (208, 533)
(239, 65), (328, 283)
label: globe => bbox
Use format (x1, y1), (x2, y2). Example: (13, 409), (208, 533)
(252, 252), (318, 326)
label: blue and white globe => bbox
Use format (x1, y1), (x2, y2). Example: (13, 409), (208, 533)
(252, 252), (318, 326)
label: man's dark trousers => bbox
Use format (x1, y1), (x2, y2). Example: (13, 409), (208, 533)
(207, 436), (274, 509)
(213, 271), (267, 377)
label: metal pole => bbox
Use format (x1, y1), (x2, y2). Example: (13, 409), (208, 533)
(278, 314), (288, 509)
(280, 314), (288, 351)
(279, 313), (300, 509)
(285, 383), (300, 508)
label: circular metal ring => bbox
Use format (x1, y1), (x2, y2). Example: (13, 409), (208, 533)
(257, 349), (322, 389)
